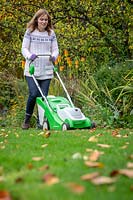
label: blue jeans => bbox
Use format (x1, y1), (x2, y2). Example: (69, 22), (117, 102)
(25, 76), (51, 115)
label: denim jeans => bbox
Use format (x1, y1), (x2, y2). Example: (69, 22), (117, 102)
(25, 76), (51, 115)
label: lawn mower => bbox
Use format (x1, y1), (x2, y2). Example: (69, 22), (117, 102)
(29, 55), (93, 131)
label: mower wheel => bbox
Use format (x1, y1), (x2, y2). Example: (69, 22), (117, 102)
(62, 123), (70, 131)
(43, 120), (49, 130)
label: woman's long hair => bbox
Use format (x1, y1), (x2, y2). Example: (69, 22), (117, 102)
(27, 9), (53, 35)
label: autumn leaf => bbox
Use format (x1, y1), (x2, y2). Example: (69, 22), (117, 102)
(15, 177), (24, 183)
(66, 182), (85, 194)
(120, 145), (128, 149)
(112, 130), (119, 136)
(119, 169), (133, 178)
(0, 190), (12, 200)
(39, 165), (49, 171)
(127, 162), (133, 168)
(72, 152), (82, 159)
(27, 163), (34, 170)
(42, 173), (59, 185)
(45, 131), (51, 138)
(89, 150), (104, 161)
(88, 136), (98, 142)
(32, 156), (44, 161)
(110, 170), (119, 177)
(85, 161), (104, 168)
(41, 144), (48, 148)
(91, 176), (116, 185)
(86, 148), (93, 152)
(97, 144), (111, 148)
(81, 172), (100, 181)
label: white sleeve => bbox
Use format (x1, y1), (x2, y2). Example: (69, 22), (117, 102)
(21, 30), (32, 60)
(51, 31), (59, 59)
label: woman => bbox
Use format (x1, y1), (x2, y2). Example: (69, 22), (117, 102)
(21, 9), (59, 129)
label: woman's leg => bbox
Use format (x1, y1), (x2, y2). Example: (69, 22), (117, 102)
(22, 76), (39, 129)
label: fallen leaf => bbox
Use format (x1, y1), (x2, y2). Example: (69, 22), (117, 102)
(128, 154), (133, 160)
(110, 170), (119, 177)
(89, 150), (103, 161)
(97, 143), (111, 148)
(86, 148), (93, 152)
(41, 144), (48, 148)
(0, 190), (12, 200)
(45, 131), (51, 138)
(112, 130), (119, 136)
(66, 182), (85, 194)
(15, 177), (24, 183)
(127, 162), (133, 168)
(88, 136), (98, 142)
(32, 156), (44, 161)
(72, 152), (82, 159)
(119, 169), (133, 178)
(81, 172), (100, 180)
(27, 163), (34, 170)
(39, 165), (49, 171)
(123, 134), (128, 138)
(0, 176), (5, 182)
(120, 145), (128, 149)
(42, 173), (59, 185)
(91, 176), (116, 185)
(38, 131), (45, 136)
(85, 161), (104, 168)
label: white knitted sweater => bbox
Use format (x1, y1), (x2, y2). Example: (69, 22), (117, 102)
(22, 29), (59, 80)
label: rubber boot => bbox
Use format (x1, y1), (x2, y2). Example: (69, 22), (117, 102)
(21, 114), (31, 129)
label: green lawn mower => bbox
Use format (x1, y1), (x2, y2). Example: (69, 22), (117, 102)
(29, 55), (94, 131)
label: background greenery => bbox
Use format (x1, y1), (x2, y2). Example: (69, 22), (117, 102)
(0, 0), (132, 128)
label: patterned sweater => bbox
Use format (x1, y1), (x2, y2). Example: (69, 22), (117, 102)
(22, 29), (59, 80)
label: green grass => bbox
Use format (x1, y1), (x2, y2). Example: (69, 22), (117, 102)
(0, 127), (133, 200)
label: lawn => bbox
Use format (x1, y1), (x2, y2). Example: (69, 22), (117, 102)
(0, 127), (133, 200)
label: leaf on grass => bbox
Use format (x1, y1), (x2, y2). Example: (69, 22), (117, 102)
(128, 154), (133, 160)
(86, 148), (93, 152)
(15, 177), (24, 183)
(110, 170), (119, 177)
(97, 143), (111, 148)
(0, 190), (12, 200)
(32, 156), (44, 161)
(112, 130), (119, 137)
(41, 144), (48, 148)
(119, 169), (133, 178)
(72, 152), (82, 159)
(42, 173), (59, 185)
(88, 136), (98, 142)
(81, 172), (100, 181)
(91, 176), (116, 185)
(123, 134), (128, 138)
(0, 176), (5, 182)
(38, 131), (45, 136)
(120, 145), (128, 149)
(89, 150), (103, 161)
(27, 163), (34, 170)
(85, 161), (104, 168)
(39, 165), (49, 171)
(96, 133), (103, 137)
(44, 131), (51, 138)
(66, 182), (85, 194)
(127, 162), (133, 168)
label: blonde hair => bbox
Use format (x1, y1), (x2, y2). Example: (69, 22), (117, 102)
(27, 9), (53, 35)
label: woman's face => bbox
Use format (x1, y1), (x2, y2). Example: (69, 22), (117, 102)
(37, 14), (48, 31)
